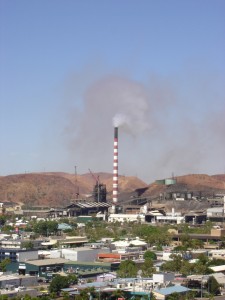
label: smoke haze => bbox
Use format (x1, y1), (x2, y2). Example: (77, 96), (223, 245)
(61, 70), (225, 184)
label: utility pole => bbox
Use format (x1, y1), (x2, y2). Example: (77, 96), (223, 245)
(74, 166), (79, 199)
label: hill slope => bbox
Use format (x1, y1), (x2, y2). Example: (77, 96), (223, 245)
(142, 174), (225, 198)
(0, 172), (147, 207)
(0, 173), (225, 208)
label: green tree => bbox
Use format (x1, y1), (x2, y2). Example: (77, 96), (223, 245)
(0, 258), (11, 272)
(62, 291), (69, 300)
(161, 254), (183, 273)
(49, 292), (56, 299)
(190, 239), (204, 249)
(180, 234), (191, 248)
(75, 287), (96, 300)
(167, 292), (179, 300)
(143, 250), (157, 260)
(132, 224), (171, 247)
(23, 295), (32, 300)
(86, 287), (96, 299)
(21, 240), (34, 249)
(1, 225), (14, 233)
(111, 289), (126, 300)
(33, 220), (58, 236)
(186, 291), (197, 300)
(194, 261), (212, 275)
(49, 275), (70, 294)
(141, 258), (156, 277)
(47, 220), (58, 235)
(33, 220), (48, 236)
(67, 274), (78, 284)
(0, 295), (9, 300)
(150, 292), (157, 300)
(180, 260), (194, 276)
(208, 258), (225, 267)
(117, 260), (138, 278)
(197, 253), (209, 265)
(173, 245), (188, 252)
(0, 215), (7, 226)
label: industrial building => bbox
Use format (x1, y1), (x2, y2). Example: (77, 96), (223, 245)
(6, 258), (115, 279)
(42, 246), (110, 261)
(0, 274), (38, 289)
(0, 249), (38, 263)
(7, 258), (70, 277)
(48, 201), (111, 218)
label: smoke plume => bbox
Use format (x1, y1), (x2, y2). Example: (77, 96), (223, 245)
(111, 80), (150, 135)
(61, 70), (225, 183)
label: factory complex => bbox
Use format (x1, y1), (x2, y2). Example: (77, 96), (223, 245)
(1, 127), (225, 299)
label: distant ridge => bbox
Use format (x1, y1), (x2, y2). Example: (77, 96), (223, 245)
(0, 172), (147, 207)
(142, 173), (225, 198)
(0, 172), (224, 207)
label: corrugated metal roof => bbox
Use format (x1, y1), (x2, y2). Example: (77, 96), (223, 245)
(64, 261), (111, 266)
(26, 258), (70, 266)
(154, 285), (190, 295)
(58, 223), (72, 230)
(66, 202), (111, 209)
(211, 265), (225, 272)
(76, 282), (109, 288)
(212, 273), (225, 285)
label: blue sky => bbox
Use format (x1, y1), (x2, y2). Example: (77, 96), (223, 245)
(0, 0), (225, 183)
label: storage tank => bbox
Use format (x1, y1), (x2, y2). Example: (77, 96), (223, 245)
(155, 179), (166, 185)
(165, 178), (176, 185)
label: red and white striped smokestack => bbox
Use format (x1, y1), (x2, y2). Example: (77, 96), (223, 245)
(113, 127), (118, 203)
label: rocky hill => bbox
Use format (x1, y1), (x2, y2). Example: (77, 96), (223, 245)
(0, 172), (147, 207)
(143, 174), (225, 198)
(140, 174), (225, 213)
(0, 172), (225, 209)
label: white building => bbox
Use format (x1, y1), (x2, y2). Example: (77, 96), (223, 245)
(156, 215), (184, 224)
(108, 213), (145, 223)
(153, 273), (175, 285)
(207, 207), (224, 217)
(43, 247), (110, 262)
(209, 249), (225, 260)
(0, 274), (38, 289)
(111, 237), (147, 253)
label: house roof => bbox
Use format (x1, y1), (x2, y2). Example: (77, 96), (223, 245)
(212, 273), (225, 285)
(111, 241), (129, 247)
(129, 239), (147, 246)
(64, 261), (111, 267)
(75, 281), (109, 290)
(58, 223), (72, 230)
(111, 238), (147, 247)
(98, 253), (120, 259)
(210, 265), (225, 272)
(26, 258), (70, 266)
(154, 285), (190, 296)
(59, 236), (88, 244)
(41, 239), (57, 246)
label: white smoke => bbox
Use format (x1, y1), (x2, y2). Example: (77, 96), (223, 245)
(61, 70), (225, 183)
(113, 113), (131, 129)
(62, 75), (153, 177)
(111, 78), (150, 135)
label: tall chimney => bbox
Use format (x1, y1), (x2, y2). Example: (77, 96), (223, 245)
(113, 127), (118, 203)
